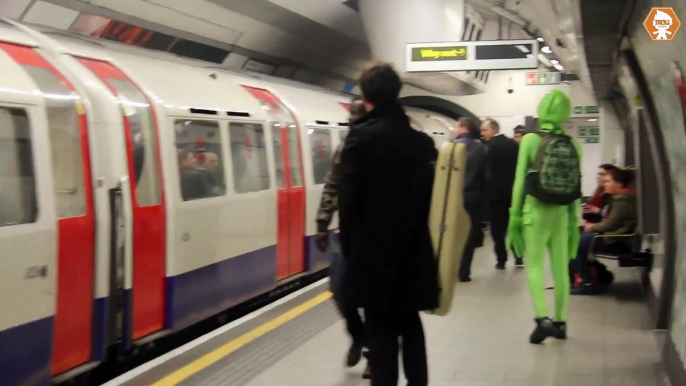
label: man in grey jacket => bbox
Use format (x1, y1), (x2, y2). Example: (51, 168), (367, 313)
(455, 117), (488, 282)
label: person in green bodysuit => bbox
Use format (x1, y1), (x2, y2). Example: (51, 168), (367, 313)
(508, 89), (582, 344)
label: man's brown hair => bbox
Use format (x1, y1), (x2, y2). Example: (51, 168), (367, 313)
(358, 61), (402, 107)
(608, 168), (635, 188)
(458, 117), (479, 139)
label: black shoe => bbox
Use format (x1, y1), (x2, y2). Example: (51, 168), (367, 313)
(515, 258), (524, 268)
(571, 283), (597, 295)
(362, 351), (371, 379)
(530, 317), (554, 344)
(496, 262), (506, 270)
(553, 322), (567, 340)
(346, 341), (363, 367)
(459, 276), (472, 282)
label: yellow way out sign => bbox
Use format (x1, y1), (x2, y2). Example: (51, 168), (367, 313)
(406, 39), (539, 72)
(412, 47), (468, 61)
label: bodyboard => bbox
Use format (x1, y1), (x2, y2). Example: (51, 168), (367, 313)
(424, 142), (470, 316)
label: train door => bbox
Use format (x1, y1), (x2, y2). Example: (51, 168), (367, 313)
(77, 59), (166, 341)
(0, 55), (57, 386)
(242, 86), (305, 279)
(0, 43), (96, 375)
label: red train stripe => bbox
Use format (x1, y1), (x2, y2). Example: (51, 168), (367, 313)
(241, 86), (306, 278)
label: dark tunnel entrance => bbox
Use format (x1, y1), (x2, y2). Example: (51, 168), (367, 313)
(398, 95), (479, 121)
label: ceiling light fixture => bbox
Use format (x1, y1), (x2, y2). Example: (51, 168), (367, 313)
(554, 63), (564, 71)
(550, 59), (559, 65)
(541, 46), (552, 54)
(537, 37), (545, 42)
(587, 118), (598, 122)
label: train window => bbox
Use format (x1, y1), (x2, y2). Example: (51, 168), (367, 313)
(174, 120), (225, 201)
(229, 122), (270, 193)
(286, 125), (303, 187)
(308, 128), (332, 184)
(106, 78), (161, 207)
(0, 108), (38, 226)
(270, 124), (285, 189)
(22, 65), (86, 219)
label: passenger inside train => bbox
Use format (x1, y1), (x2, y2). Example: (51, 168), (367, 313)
(177, 148), (210, 201)
(572, 167), (638, 295)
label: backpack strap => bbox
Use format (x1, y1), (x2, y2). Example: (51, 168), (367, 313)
(536, 129), (567, 139)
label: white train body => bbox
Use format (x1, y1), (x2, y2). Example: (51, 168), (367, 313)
(0, 20), (456, 384)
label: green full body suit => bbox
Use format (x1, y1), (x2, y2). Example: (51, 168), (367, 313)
(508, 90), (582, 342)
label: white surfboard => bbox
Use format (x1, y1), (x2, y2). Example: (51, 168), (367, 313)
(424, 141), (470, 316)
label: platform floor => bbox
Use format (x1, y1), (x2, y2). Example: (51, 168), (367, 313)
(113, 240), (669, 386)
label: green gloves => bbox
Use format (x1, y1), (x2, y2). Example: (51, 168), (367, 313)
(568, 201), (580, 260)
(508, 208), (525, 257)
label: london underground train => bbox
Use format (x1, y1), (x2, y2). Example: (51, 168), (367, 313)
(0, 20), (454, 385)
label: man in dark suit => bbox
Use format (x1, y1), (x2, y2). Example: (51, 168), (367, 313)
(481, 119), (523, 269)
(454, 117), (487, 282)
(339, 62), (439, 386)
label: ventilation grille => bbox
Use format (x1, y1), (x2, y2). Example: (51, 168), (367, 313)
(227, 111), (251, 117)
(190, 108), (218, 115)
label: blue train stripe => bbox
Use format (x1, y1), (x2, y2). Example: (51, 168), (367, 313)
(0, 316), (53, 386)
(165, 245), (277, 331)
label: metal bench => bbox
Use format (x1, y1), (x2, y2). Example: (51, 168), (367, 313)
(589, 228), (651, 268)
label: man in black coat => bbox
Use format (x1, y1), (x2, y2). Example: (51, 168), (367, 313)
(315, 96), (370, 377)
(339, 63), (438, 386)
(480, 119), (523, 269)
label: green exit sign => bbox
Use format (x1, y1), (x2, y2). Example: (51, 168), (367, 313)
(578, 126), (600, 139)
(574, 106), (599, 114)
(526, 72), (561, 85)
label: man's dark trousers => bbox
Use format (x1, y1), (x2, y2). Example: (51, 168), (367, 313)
(490, 201), (517, 265)
(330, 236), (365, 345)
(459, 199), (483, 280)
(365, 307), (427, 386)
(334, 299), (365, 345)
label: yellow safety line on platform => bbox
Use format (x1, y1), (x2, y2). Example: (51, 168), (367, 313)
(150, 291), (332, 386)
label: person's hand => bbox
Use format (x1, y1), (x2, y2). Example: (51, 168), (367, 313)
(583, 223), (594, 233)
(507, 213), (525, 257)
(583, 204), (601, 214)
(315, 232), (329, 252)
(569, 225), (580, 261)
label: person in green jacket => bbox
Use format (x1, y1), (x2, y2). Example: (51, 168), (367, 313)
(508, 89), (582, 344)
(572, 168), (637, 295)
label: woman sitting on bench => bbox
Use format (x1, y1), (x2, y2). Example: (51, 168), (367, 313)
(572, 168), (638, 295)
